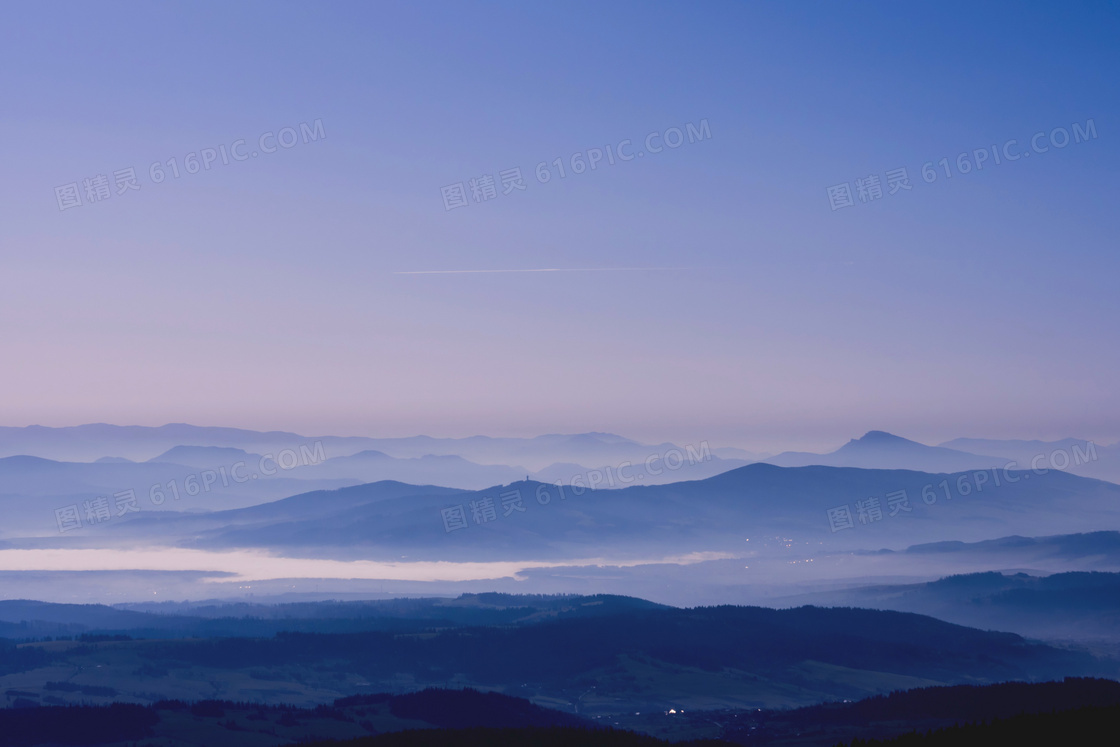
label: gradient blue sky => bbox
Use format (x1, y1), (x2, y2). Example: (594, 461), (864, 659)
(1, 1), (1117, 451)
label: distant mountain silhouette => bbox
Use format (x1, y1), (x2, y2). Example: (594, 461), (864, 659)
(767, 431), (1002, 472)
(0, 424), (703, 472)
(147, 445), (257, 466)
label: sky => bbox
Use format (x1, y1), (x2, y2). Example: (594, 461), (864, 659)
(1, 0), (1117, 452)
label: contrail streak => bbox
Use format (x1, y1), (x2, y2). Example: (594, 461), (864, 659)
(394, 267), (708, 275)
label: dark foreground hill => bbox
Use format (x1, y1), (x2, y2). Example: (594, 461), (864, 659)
(4, 678), (1119, 747)
(296, 709), (1120, 747)
(711, 676), (1120, 745)
(841, 704), (1120, 747)
(139, 605), (1112, 694)
(5, 603), (1115, 713)
(0, 688), (588, 747)
(300, 727), (726, 747)
(0, 593), (669, 640)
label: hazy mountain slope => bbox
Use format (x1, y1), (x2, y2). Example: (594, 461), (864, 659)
(147, 447), (529, 492)
(0, 450), (523, 538)
(773, 570), (1120, 641)
(95, 480), (465, 539)
(0, 454), (360, 537)
(531, 454), (750, 488)
(940, 437), (1097, 461)
(941, 437), (1120, 483)
(902, 530), (1120, 561)
(307, 450), (526, 488)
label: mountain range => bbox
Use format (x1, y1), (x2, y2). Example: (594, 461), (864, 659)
(73, 461), (1120, 563)
(0, 424), (752, 472)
